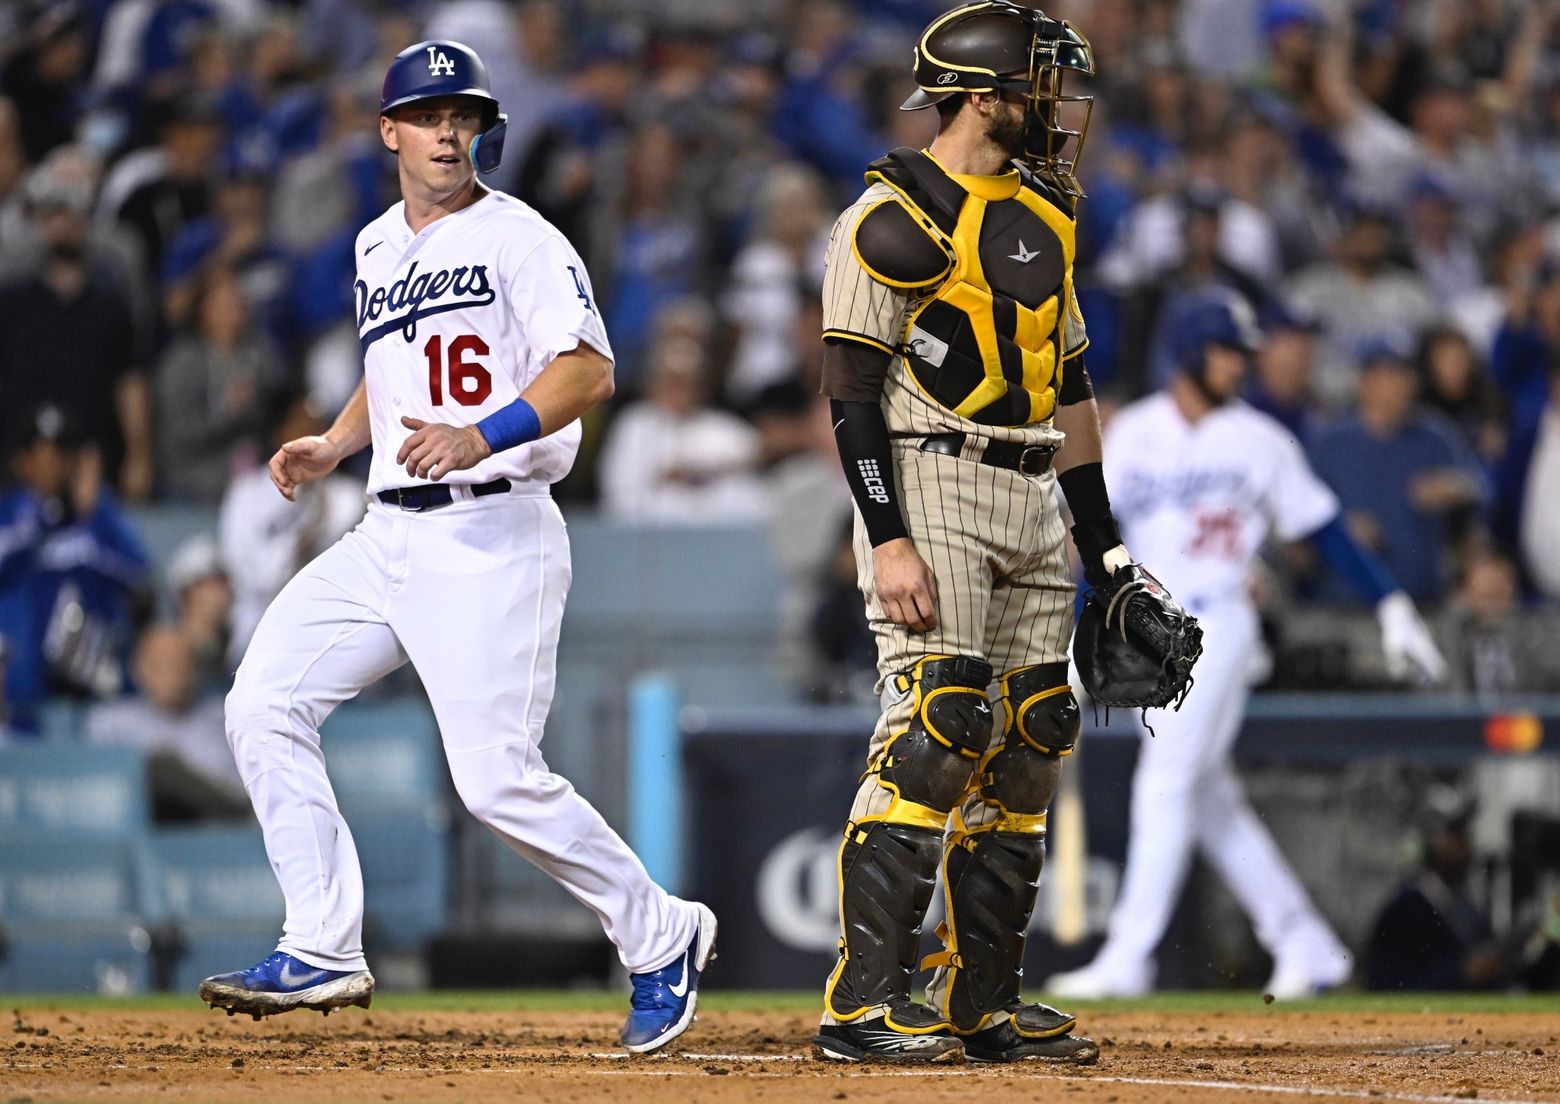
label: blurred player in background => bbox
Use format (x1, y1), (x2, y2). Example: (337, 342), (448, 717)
(196, 40), (714, 1054)
(1048, 293), (1446, 1000)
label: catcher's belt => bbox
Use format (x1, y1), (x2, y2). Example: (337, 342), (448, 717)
(854, 147), (1083, 427)
(916, 432), (1057, 474)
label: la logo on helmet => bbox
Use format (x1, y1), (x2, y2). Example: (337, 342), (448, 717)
(426, 46), (456, 76)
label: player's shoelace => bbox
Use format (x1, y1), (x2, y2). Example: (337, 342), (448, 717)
(628, 965), (682, 1012)
(245, 953), (290, 983)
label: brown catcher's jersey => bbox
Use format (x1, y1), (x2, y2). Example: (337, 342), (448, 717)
(821, 148), (1087, 445)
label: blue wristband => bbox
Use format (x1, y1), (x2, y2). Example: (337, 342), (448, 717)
(475, 397), (542, 453)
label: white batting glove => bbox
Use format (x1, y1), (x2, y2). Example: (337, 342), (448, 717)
(1376, 591), (1447, 684)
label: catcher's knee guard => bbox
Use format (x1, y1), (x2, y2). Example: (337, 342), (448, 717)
(999, 662), (1080, 759)
(871, 655), (994, 825)
(825, 820), (944, 1018)
(980, 663), (1079, 823)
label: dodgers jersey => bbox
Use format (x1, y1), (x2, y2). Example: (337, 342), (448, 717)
(354, 190), (611, 494)
(1104, 394), (1338, 611)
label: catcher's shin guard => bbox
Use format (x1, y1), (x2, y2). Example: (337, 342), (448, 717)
(825, 820), (945, 1017)
(928, 665), (1078, 1030)
(827, 655), (993, 1019)
(928, 829), (1047, 1030)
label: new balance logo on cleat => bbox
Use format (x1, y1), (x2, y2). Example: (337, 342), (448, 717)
(813, 1000), (965, 1064)
(856, 1029), (948, 1050)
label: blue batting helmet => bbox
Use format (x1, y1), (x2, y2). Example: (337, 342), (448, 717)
(380, 40), (508, 174)
(1172, 292), (1262, 374)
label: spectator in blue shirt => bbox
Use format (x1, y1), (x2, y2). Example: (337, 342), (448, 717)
(1310, 335), (1486, 604)
(0, 403), (149, 735)
(1490, 260), (1560, 547)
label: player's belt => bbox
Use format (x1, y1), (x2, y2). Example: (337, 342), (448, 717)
(377, 477), (513, 512)
(917, 433), (1056, 475)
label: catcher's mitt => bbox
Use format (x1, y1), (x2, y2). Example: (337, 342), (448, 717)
(1073, 564), (1203, 711)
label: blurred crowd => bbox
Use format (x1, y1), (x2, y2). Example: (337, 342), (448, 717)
(3, 0), (1560, 746)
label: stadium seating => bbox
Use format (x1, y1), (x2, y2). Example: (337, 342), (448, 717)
(318, 699), (445, 805)
(0, 743), (150, 834)
(146, 825), (284, 992)
(339, 799), (451, 954)
(0, 832), (158, 993)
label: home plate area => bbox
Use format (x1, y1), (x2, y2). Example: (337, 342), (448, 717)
(5, 1001), (1557, 1103)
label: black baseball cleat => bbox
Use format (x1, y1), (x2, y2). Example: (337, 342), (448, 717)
(958, 1001), (1100, 1064)
(813, 998), (964, 1063)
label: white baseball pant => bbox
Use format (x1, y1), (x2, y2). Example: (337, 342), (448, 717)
(225, 490), (697, 974)
(1091, 602), (1341, 977)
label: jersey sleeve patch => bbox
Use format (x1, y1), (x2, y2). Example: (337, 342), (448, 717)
(852, 200), (952, 290)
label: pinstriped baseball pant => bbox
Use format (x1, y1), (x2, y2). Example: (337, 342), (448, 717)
(847, 442), (1075, 827)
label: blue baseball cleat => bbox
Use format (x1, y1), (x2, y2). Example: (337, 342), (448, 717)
(619, 902), (718, 1054)
(198, 951), (374, 1021)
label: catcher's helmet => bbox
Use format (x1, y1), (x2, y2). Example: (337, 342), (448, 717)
(902, 1), (1095, 195)
(380, 40), (508, 174)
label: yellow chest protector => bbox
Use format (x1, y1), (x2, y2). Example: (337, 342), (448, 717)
(854, 148), (1078, 427)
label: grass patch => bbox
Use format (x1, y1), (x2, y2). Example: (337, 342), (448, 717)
(5, 990), (1559, 1016)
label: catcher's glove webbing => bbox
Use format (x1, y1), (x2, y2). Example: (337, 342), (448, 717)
(1073, 564), (1203, 717)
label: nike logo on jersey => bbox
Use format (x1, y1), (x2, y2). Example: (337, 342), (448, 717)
(364, 240), (384, 256)
(278, 961), (328, 989)
(1008, 240), (1040, 264)
(355, 261), (496, 348)
(667, 953), (691, 998)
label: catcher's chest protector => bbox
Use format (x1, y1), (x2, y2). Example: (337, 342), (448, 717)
(860, 148), (1079, 427)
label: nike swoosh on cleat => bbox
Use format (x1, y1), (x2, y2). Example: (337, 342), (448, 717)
(667, 953), (691, 998)
(278, 962), (328, 988)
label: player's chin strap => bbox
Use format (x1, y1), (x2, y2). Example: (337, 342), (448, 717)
(469, 114), (509, 175)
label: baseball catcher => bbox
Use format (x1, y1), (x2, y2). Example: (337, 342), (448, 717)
(813, 0), (1199, 1064)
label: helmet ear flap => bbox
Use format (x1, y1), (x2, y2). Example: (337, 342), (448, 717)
(469, 113), (507, 175)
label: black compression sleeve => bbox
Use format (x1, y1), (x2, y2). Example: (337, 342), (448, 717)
(1058, 462), (1123, 587)
(831, 397), (909, 547)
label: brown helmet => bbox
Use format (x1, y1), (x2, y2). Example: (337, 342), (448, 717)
(903, 1), (1095, 196)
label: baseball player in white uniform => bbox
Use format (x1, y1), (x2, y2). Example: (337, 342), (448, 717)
(198, 41), (715, 1054)
(1047, 294), (1446, 999)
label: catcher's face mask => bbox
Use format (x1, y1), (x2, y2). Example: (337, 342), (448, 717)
(902, 1), (1096, 197)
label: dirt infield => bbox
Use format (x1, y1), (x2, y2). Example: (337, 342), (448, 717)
(5, 1000), (1558, 1104)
